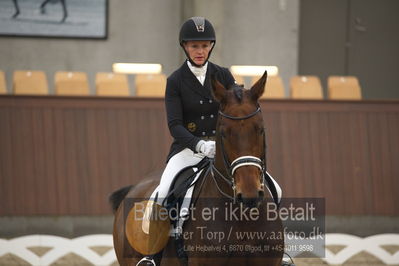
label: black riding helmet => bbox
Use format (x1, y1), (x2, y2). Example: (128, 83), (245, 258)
(179, 17), (216, 67)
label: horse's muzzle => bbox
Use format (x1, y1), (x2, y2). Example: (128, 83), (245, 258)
(236, 189), (264, 208)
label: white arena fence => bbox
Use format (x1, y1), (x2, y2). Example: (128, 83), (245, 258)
(0, 234), (398, 265)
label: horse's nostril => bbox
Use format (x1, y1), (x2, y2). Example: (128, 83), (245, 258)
(258, 190), (265, 198)
(236, 193), (243, 202)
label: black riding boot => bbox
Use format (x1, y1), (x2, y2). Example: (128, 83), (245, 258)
(174, 235), (188, 266)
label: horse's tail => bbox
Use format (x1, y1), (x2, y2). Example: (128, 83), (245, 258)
(109, 185), (134, 213)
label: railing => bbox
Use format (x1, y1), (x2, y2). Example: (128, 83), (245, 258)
(1, 234), (398, 265)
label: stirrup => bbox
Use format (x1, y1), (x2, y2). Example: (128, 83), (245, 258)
(281, 261), (295, 266)
(281, 252), (295, 266)
(136, 256), (156, 266)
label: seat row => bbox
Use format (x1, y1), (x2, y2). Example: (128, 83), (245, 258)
(0, 70), (362, 100)
(233, 75), (362, 100)
(0, 70), (166, 97)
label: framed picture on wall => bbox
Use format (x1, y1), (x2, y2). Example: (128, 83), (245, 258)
(0, 0), (108, 39)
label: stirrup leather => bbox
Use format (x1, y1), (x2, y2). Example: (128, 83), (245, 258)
(136, 256), (156, 266)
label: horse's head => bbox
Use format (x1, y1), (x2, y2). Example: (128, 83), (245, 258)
(212, 71), (267, 208)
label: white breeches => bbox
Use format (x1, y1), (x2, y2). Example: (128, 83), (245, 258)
(150, 148), (205, 206)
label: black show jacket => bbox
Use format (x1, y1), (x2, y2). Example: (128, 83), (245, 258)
(165, 61), (235, 161)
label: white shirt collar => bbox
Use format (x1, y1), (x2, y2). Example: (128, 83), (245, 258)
(187, 61), (208, 85)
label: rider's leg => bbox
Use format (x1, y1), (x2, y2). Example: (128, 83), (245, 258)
(150, 148), (204, 205)
(139, 149), (203, 266)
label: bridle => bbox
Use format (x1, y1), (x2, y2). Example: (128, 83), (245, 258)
(210, 106), (266, 203)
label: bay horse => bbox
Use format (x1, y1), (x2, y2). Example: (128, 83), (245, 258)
(110, 71), (284, 266)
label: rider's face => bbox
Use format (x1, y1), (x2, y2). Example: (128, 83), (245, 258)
(184, 41), (213, 66)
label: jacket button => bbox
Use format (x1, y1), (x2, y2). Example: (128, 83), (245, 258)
(201, 116), (204, 120)
(200, 100), (203, 104)
(212, 130), (216, 134)
(202, 132), (206, 136)
(209, 99), (213, 103)
(210, 114), (214, 118)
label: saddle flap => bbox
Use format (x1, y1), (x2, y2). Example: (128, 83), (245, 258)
(168, 167), (196, 201)
(164, 157), (210, 208)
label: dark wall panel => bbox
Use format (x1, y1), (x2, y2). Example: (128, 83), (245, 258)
(299, 0), (399, 99)
(299, 0), (349, 90)
(348, 0), (399, 99)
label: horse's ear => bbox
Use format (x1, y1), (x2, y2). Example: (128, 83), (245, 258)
(250, 71), (267, 101)
(211, 74), (227, 102)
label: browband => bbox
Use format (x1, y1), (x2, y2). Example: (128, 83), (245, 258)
(219, 107), (261, 120)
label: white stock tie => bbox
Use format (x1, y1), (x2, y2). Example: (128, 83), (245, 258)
(187, 61), (208, 86)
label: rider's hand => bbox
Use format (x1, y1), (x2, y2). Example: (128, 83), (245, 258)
(196, 140), (215, 158)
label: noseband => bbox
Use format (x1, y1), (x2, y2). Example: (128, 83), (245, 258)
(211, 106), (266, 202)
